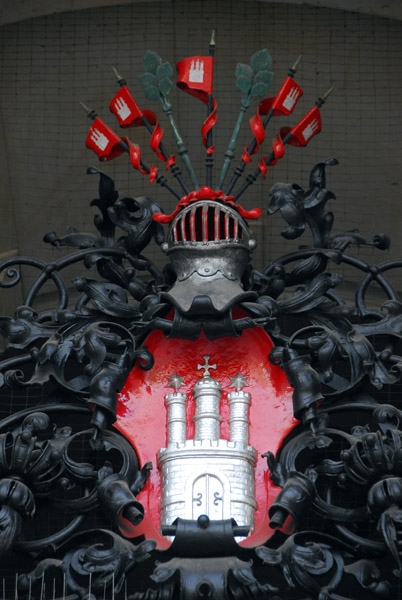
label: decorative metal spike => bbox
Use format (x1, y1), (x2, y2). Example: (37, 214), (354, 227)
(322, 86), (334, 100)
(112, 65), (123, 81)
(210, 29), (215, 46)
(79, 100), (92, 114)
(292, 54), (302, 72)
(79, 100), (98, 122)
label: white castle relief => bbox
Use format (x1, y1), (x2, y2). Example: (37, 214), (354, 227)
(189, 58), (205, 83)
(157, 357), (257, 534)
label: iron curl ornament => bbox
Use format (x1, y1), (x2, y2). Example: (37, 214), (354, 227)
(0, 38), (401, 599)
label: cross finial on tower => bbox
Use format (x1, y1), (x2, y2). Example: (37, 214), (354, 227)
(197, 356), (217, 377)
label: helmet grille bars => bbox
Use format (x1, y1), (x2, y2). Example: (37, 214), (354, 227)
(170, 202), (246, 245)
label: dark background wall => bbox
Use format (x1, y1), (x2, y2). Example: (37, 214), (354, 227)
(0, 0), (401, 316)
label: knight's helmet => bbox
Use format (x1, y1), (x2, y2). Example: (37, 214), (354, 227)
(157, 188), (259, 315)
(84, 42), (331, 318)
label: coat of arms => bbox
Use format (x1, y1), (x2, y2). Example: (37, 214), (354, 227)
(0, 35), (401, 600)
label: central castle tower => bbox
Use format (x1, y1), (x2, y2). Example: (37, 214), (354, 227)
(157, 357), (257, 533)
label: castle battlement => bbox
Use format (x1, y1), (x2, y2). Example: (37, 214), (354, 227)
(158, 438), (257, 462)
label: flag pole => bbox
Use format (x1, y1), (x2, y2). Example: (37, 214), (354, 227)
(224, 55), (302, 195)
(234, 86), (333, 201)
(139, 51), (200, 190)
(205, 30), (215, 187)
(80, 102), (182, 200)
(163, 101), (200, 190)
(112, 67), (190, 195)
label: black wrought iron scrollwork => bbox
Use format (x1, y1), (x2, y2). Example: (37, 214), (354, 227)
(18, 530), (155, 599)
(0, 159), (401, 598)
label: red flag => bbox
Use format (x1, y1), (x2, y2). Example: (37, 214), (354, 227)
(289, 106), (322, 146)
(109, 86), (144, 128)
(109, 86), (158, 129)
(271, 77), (303, 116)
(85, 117), (124, 161)
(252, 105), (322, 178)
(109, 86), (173, 165)
(242, 77), (303, 163)
(259, 106), (322, 173)
(176, 56), (217, 150)
(176, 56), (214, 104)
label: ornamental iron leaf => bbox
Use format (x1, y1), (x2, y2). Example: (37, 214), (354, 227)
(0, 156), (401, 598)
(235, 49), (274, 106)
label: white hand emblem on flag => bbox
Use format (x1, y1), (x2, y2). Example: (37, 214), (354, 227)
(91, 128), (109, 151)
(282, 87), (300, 111)
(302, 119), (320, 142)
(189, 59), (204, 83)
(115, 97), (131, 120)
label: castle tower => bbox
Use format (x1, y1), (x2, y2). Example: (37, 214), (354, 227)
(228, 372), (251, 445)
(165, 371), (187, 444)
(158, 360), (257, 533)
(192, 356), (222, 440)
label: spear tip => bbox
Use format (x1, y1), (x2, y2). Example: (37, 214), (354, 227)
(210, 29), (216, 45)
(79, 101), (97, 119)
(79, 100), (91, 113)
(112, 65), (123, 81)
(322, 86), (334, 100)
(292, 54), (302, 72)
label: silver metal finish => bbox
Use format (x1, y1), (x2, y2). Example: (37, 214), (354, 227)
(228, 372), (250, 444)
(158, 362), (257, 534)
(165, 372), (188, 444)
(162, 200), (257, 314)
(165, 391), (187, 444)
(193, 358), (222, 441)
(168, 201), (249, 248)
(228, 390), (251, 445)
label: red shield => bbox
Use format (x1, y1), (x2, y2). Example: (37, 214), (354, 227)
(115, 326), (296, 549)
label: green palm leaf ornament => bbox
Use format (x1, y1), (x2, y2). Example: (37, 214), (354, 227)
(217, 48), (274, 189)
(140, 51), (199, 190)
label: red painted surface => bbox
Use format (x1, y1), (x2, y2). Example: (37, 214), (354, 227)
(115, 325), (297, 549)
